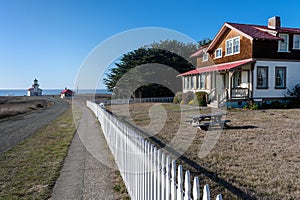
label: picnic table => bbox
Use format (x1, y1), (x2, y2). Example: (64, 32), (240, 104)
(188, 113), (231, 131)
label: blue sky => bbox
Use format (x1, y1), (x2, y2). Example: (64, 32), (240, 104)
(0, 0), (299, 89)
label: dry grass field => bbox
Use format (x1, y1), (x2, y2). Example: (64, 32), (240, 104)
(108, 103), (300, 199)
(0, 96), (52, 119)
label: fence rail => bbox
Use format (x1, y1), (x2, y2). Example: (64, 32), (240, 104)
(87, 101), (222, 200)
(97, 97), (174, 105)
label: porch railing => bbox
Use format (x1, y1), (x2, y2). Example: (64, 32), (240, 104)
(217, 90), (228, 108)
(231, 88), (249, 98)
(207, 88), (216, 103)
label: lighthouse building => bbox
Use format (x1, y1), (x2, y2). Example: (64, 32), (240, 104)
(27, 79), (43, 96)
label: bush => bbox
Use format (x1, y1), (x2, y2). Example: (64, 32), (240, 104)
(287, 83), (300, 107)
(244, 100), (259, 110)
(182, 91), (194, 104)
(188, 100), (194, 105)
(193, 91), (207, 106)
(261, 100), (285, 109)
(173, 92), (183, 104)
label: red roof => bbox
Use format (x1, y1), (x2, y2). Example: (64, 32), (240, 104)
(178, 59), (255, 76)
(204, 21), (300, 53)
(61, 89), (73, 94)
(190, 45), (209, 58)
(227, 23), (283, 40)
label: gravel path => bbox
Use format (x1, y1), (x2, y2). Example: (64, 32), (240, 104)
(0, 97), (69, 153)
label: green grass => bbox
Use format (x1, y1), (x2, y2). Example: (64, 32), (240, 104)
(0, 107), (80, 200)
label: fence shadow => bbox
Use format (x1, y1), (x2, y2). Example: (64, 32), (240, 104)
(119, 116), (257, 200)
(226, 125), (258, 130)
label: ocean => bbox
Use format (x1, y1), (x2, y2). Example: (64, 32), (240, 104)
(0, 89), (111, 96)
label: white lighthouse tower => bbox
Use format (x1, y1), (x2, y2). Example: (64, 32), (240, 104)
(27, 79), (43, 96)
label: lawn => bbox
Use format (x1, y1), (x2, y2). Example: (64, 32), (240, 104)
(108, 103), (300, 199)
(0, 107), (80, 200)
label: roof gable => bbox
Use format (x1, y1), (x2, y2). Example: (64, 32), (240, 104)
(207, 22), (285, 52)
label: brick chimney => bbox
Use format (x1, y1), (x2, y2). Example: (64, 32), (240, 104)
(268, 16), (281, 30)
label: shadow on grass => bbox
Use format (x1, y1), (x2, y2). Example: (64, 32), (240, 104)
(148, 136), (257, 200)
(226, 125), (258, 130)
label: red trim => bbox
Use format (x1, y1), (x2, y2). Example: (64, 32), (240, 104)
(178, 59), (256, 76)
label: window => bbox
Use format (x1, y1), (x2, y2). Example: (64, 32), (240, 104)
(200, 74), (206, 89)
(278, 34), (289, 52)
(275, 67), (286, 88)
(226, 40), (233, 55)
(293, 35), (300, 49)
(233, 37), (240, 54)
(233, 71), (241, 88)
(257, 67), (268, 88)
(203, 53), (208, 61)
(190, 76), (194, 89)
(226, 36), (240, 55)
(215, 48), (222, 58)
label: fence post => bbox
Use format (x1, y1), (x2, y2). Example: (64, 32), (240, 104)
(184, 170), (191, 200)
(177, 165), (184, 200)
(171, 160), (177, 200)
(161, 152), (166, 200)
(193, 177), (200, 200)
(216, 194), (222, 200)
(157, 150), (162, 200)
(153, 146), (158, 200)
(166, 156), (171, 200)
(149, 144), (154, 200)
(202, 184), (210, 200)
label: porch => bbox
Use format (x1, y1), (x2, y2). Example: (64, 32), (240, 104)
(180, 59), (256, 108)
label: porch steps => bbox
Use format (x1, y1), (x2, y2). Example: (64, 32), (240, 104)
(207, 100), (219, 108)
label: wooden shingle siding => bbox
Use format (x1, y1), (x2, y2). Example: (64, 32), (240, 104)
(197, 29), (253, 67)
(253, 35), (300, 60)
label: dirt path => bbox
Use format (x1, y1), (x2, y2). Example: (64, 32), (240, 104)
(0, 97), (69, 153)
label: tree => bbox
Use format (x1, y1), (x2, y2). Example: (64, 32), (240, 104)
(198, 38), (212, 47)
(103, 40), (197, 98)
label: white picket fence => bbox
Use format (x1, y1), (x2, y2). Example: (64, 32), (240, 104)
(87, 101), (222, 200)
(97, 97), (174, 105)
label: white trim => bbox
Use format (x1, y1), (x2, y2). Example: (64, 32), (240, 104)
(278, 33), (289, 52)
(293, 34), (300, 50)
(215, 48), (222, 59)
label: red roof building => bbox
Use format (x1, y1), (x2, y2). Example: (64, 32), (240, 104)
(60, 88), (74, 98)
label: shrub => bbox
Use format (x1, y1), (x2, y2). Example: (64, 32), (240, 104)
(193, 91), (207, 106)
(244, 100), (259, 110)
(173, 92), (183, 104)
(287, 83), (300, 107)
(182, 91), (194, 104)
(188, 100), (194, 105)
(261, 100), (285, 109)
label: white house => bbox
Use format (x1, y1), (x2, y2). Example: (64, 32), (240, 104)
(179, 16), (300, 108)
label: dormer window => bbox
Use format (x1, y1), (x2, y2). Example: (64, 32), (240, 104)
(215, 48), (222, 58)
(278, 34), (289, 52)
(293, 35), (300, 49)
(226, 36), (240, 56)
(203, 53), (208, 61)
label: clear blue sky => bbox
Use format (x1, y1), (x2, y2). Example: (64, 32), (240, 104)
(1, 0), (299, 89)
